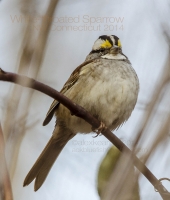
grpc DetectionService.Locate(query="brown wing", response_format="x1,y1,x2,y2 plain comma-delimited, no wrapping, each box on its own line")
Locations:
42,59,95,126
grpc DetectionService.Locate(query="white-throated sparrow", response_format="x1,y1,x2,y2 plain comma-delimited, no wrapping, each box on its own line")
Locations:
23,35,139,191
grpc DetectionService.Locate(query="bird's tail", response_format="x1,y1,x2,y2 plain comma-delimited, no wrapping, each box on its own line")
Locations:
23,127,74,191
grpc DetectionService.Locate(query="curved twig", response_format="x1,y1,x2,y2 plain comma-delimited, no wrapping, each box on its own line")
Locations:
0,68,170,199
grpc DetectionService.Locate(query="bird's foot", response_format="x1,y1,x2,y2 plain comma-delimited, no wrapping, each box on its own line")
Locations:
92,122,107,138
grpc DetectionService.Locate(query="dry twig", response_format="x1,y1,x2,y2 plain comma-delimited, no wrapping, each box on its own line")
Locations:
0,123,13,200
0,68,170,199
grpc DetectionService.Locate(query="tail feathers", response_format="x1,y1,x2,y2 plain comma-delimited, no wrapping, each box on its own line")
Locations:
23,133,73,191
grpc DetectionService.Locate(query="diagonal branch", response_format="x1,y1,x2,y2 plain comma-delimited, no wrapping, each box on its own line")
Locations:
0,68,170,200
0,123,13,200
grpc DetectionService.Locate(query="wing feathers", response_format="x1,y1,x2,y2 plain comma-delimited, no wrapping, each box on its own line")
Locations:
43,59,95,125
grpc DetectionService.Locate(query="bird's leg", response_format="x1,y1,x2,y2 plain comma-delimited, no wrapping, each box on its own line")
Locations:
92,122,107,138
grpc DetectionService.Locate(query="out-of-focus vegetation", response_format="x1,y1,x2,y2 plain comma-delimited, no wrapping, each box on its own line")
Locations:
98,146,140,200
0,0,170,200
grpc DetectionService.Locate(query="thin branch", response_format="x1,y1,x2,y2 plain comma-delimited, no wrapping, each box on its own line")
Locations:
5,0,60,180
0,68,170,200
0,123,13,200
30,0,59,77
133,65,169,149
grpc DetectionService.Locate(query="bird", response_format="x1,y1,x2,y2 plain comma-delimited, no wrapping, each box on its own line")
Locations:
23,35,139,191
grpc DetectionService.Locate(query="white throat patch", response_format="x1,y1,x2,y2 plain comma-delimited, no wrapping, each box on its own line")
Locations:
101,53,126,60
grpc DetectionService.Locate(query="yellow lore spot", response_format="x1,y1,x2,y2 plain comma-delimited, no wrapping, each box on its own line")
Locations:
118,39,122,47
101,40,112,49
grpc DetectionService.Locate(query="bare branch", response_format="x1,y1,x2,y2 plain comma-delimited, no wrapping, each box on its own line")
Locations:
3,0,60,180
0,69,170,199
0,123,13,200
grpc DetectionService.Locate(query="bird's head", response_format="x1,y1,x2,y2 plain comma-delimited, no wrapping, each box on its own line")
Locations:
86,35,125,61
92,35,122,51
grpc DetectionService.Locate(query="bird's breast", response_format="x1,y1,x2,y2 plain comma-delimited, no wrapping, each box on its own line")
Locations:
57,59,139,133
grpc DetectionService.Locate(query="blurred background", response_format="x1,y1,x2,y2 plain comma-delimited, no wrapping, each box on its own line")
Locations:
0,0,170,199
